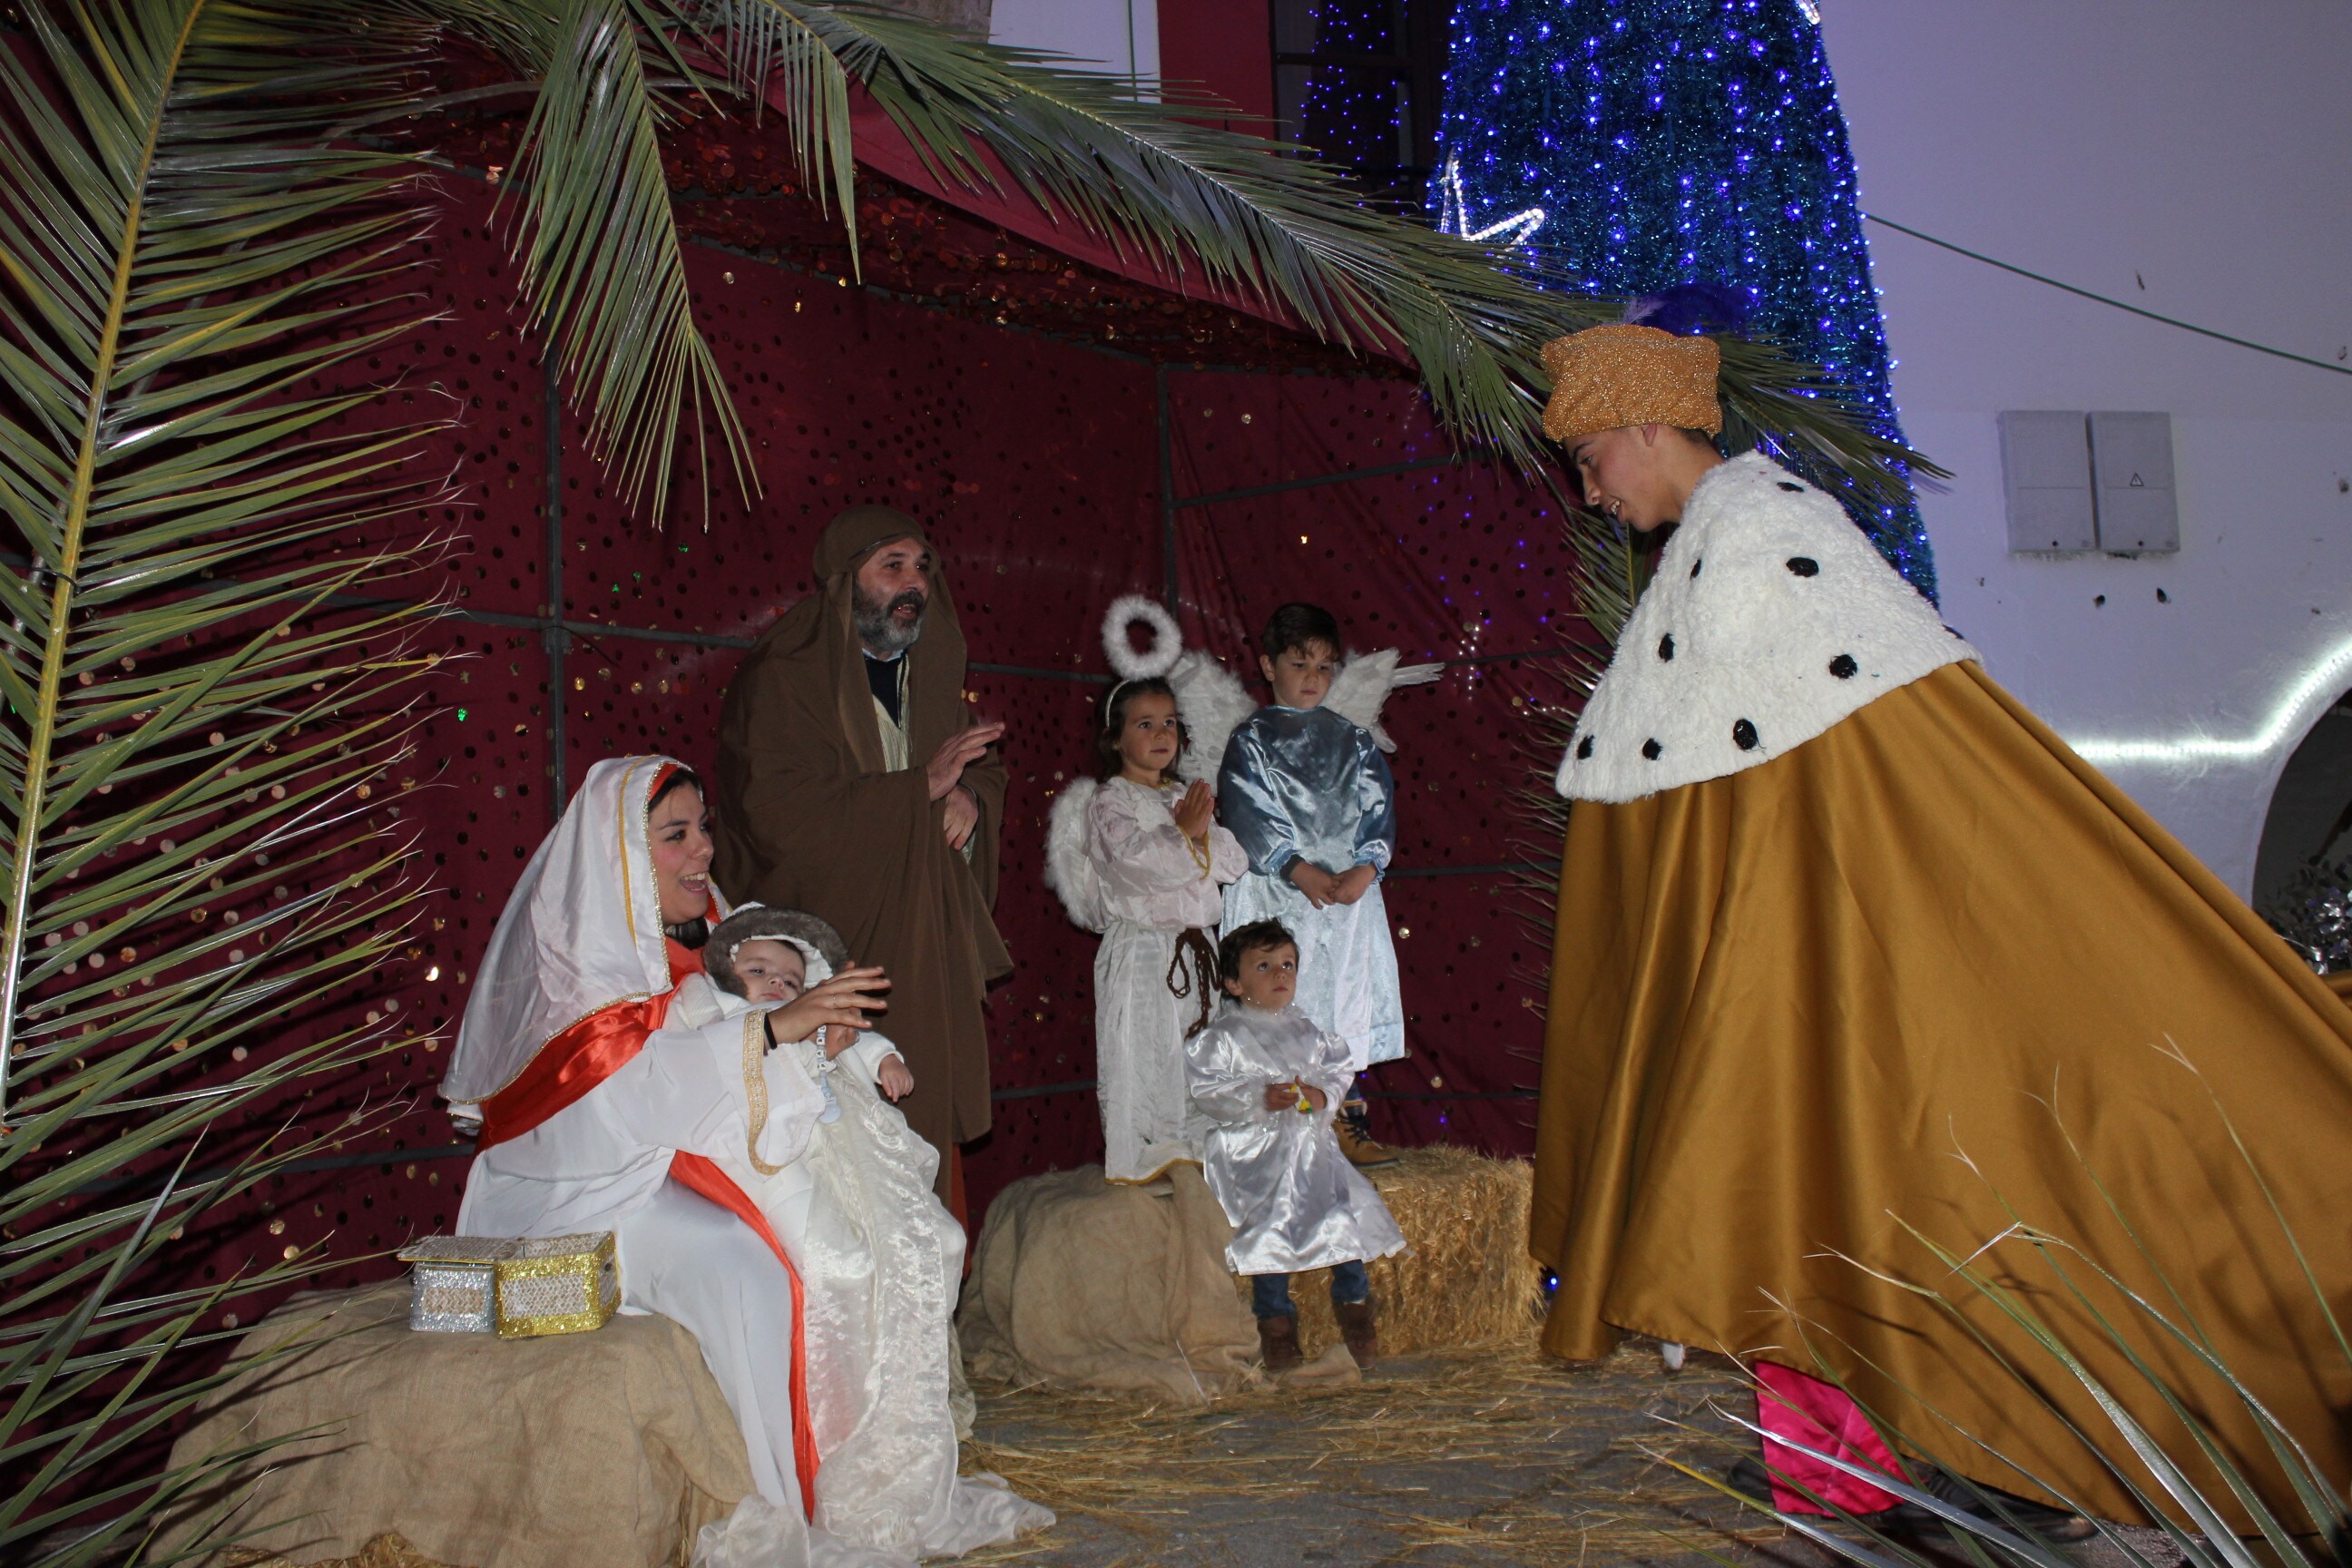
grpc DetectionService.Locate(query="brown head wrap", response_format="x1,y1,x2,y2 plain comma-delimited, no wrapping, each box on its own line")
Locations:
1538,323,1723,444
814,504,930,583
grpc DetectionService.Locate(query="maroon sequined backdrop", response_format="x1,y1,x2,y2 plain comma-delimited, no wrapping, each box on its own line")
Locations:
176,142,1592,1329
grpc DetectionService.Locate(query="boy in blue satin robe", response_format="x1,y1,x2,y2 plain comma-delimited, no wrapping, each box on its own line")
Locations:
1217,603,1405,1167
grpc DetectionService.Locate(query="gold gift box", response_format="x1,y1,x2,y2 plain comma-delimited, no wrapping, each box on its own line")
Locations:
493,1231,620,1338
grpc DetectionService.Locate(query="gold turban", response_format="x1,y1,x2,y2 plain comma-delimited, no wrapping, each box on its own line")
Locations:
1538,323,1723,443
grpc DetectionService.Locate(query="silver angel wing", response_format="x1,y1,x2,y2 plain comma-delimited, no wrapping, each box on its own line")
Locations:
1043,777,1108,932
1166,649,1259,788
1327,648,1442,752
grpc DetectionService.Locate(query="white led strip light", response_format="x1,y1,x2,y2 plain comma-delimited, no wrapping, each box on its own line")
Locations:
2064,637,2352,766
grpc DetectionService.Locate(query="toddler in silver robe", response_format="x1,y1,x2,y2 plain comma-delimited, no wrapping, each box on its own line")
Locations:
1185,918,1406,1372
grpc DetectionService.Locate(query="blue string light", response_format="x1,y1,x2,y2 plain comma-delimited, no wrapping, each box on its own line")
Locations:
1432,0,1938,601
1298,3,1405,174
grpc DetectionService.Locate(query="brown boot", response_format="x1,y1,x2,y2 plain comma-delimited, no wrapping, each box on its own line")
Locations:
1334,1298,1379,1368
1335,1097,1402,1168
1257,1313,1302,1371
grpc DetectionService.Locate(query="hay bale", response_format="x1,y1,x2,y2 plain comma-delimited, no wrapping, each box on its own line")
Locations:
224,1535,466,1568
1242,1145,1545,1357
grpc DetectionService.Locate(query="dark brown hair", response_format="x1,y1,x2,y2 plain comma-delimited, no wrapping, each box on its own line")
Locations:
649,763,704,812
1259,602,1342,661
1217,918,1298,984
1094,677,1187,786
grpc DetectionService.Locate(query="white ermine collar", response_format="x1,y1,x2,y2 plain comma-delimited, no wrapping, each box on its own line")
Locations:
1556,453,1975,803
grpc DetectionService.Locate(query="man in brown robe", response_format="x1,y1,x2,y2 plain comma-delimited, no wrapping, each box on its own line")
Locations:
1532,324,2352,1529
714,505,1010,1199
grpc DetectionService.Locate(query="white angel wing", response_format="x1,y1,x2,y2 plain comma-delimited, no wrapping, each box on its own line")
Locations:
1166,649,1258,788
1043,778,1109,932
1326,648,1442,753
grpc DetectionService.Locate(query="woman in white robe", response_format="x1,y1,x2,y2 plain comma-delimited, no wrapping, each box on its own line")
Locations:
445,756,895,1568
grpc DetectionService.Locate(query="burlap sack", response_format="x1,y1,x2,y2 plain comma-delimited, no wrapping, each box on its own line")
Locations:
956,1164,1259,1404
152,1283,752,1568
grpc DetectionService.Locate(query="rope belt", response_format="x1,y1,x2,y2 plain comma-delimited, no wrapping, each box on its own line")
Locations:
1164,926,1220,1038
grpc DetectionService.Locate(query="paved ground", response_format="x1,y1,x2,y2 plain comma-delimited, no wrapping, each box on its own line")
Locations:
960,1339,2190,1568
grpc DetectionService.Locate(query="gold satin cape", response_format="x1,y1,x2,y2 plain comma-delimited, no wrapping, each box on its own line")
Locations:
714,507,1011,1186
1534,660,2352,1523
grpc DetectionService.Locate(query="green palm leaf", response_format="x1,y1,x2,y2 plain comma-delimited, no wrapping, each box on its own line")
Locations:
498,0,752,518
685,0,1571,469
400,0,1937,526
0,1,447,1553
670,0,1942,489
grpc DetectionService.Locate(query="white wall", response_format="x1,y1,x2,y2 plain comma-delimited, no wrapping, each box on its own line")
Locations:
990,0,1160,86
1818,2,2352,897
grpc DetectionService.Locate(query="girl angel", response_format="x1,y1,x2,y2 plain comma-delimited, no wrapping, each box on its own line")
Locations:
1048,598,1249,1183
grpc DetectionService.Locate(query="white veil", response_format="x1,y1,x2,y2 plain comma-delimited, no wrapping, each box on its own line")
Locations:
443,755,729,1105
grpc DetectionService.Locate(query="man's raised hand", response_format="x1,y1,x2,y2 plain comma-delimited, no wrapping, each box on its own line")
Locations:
926,720,1006,802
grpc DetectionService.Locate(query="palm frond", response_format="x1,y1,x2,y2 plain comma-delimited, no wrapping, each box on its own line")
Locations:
694,1,1587,470
494,0,754,518
0,0,450,1551
404,0,1936,526
673,1,1944,497
1714,330,1947,522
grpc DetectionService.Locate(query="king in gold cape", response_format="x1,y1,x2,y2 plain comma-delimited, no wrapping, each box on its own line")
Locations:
1535,452,2352,1525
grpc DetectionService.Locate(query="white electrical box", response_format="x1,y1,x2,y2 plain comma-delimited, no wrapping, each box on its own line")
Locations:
2088,411,2179,554
2000,410,2180,555
1998,410,2096,553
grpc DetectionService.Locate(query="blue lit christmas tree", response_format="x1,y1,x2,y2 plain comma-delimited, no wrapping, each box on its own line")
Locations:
1432,0,1936,599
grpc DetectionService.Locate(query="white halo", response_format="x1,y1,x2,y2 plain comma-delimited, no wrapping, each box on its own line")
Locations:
1102,594,1182,681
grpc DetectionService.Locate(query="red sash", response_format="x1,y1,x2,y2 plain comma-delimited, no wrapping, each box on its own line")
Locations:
670,1152,820,1513
475,993,676,1151
473,938,820,1517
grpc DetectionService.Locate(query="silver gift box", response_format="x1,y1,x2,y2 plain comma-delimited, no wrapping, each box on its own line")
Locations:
397,1234,517,1333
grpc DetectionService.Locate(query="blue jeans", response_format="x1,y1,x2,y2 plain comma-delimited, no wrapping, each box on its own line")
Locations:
1250,1259,1369,1319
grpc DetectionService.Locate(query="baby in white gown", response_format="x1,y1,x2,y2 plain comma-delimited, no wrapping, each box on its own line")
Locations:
681,906,1051,1563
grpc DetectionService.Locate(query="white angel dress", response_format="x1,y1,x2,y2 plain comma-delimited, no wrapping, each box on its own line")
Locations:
1183,1002,1407,1276
1169,650,1434,1074
1044,776,1247,1182
673,962,1054,1563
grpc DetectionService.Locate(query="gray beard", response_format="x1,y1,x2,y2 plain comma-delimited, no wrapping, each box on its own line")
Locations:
854,587,926,654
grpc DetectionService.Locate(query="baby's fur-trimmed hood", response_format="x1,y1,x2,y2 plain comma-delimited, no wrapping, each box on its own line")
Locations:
704,904,850,995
